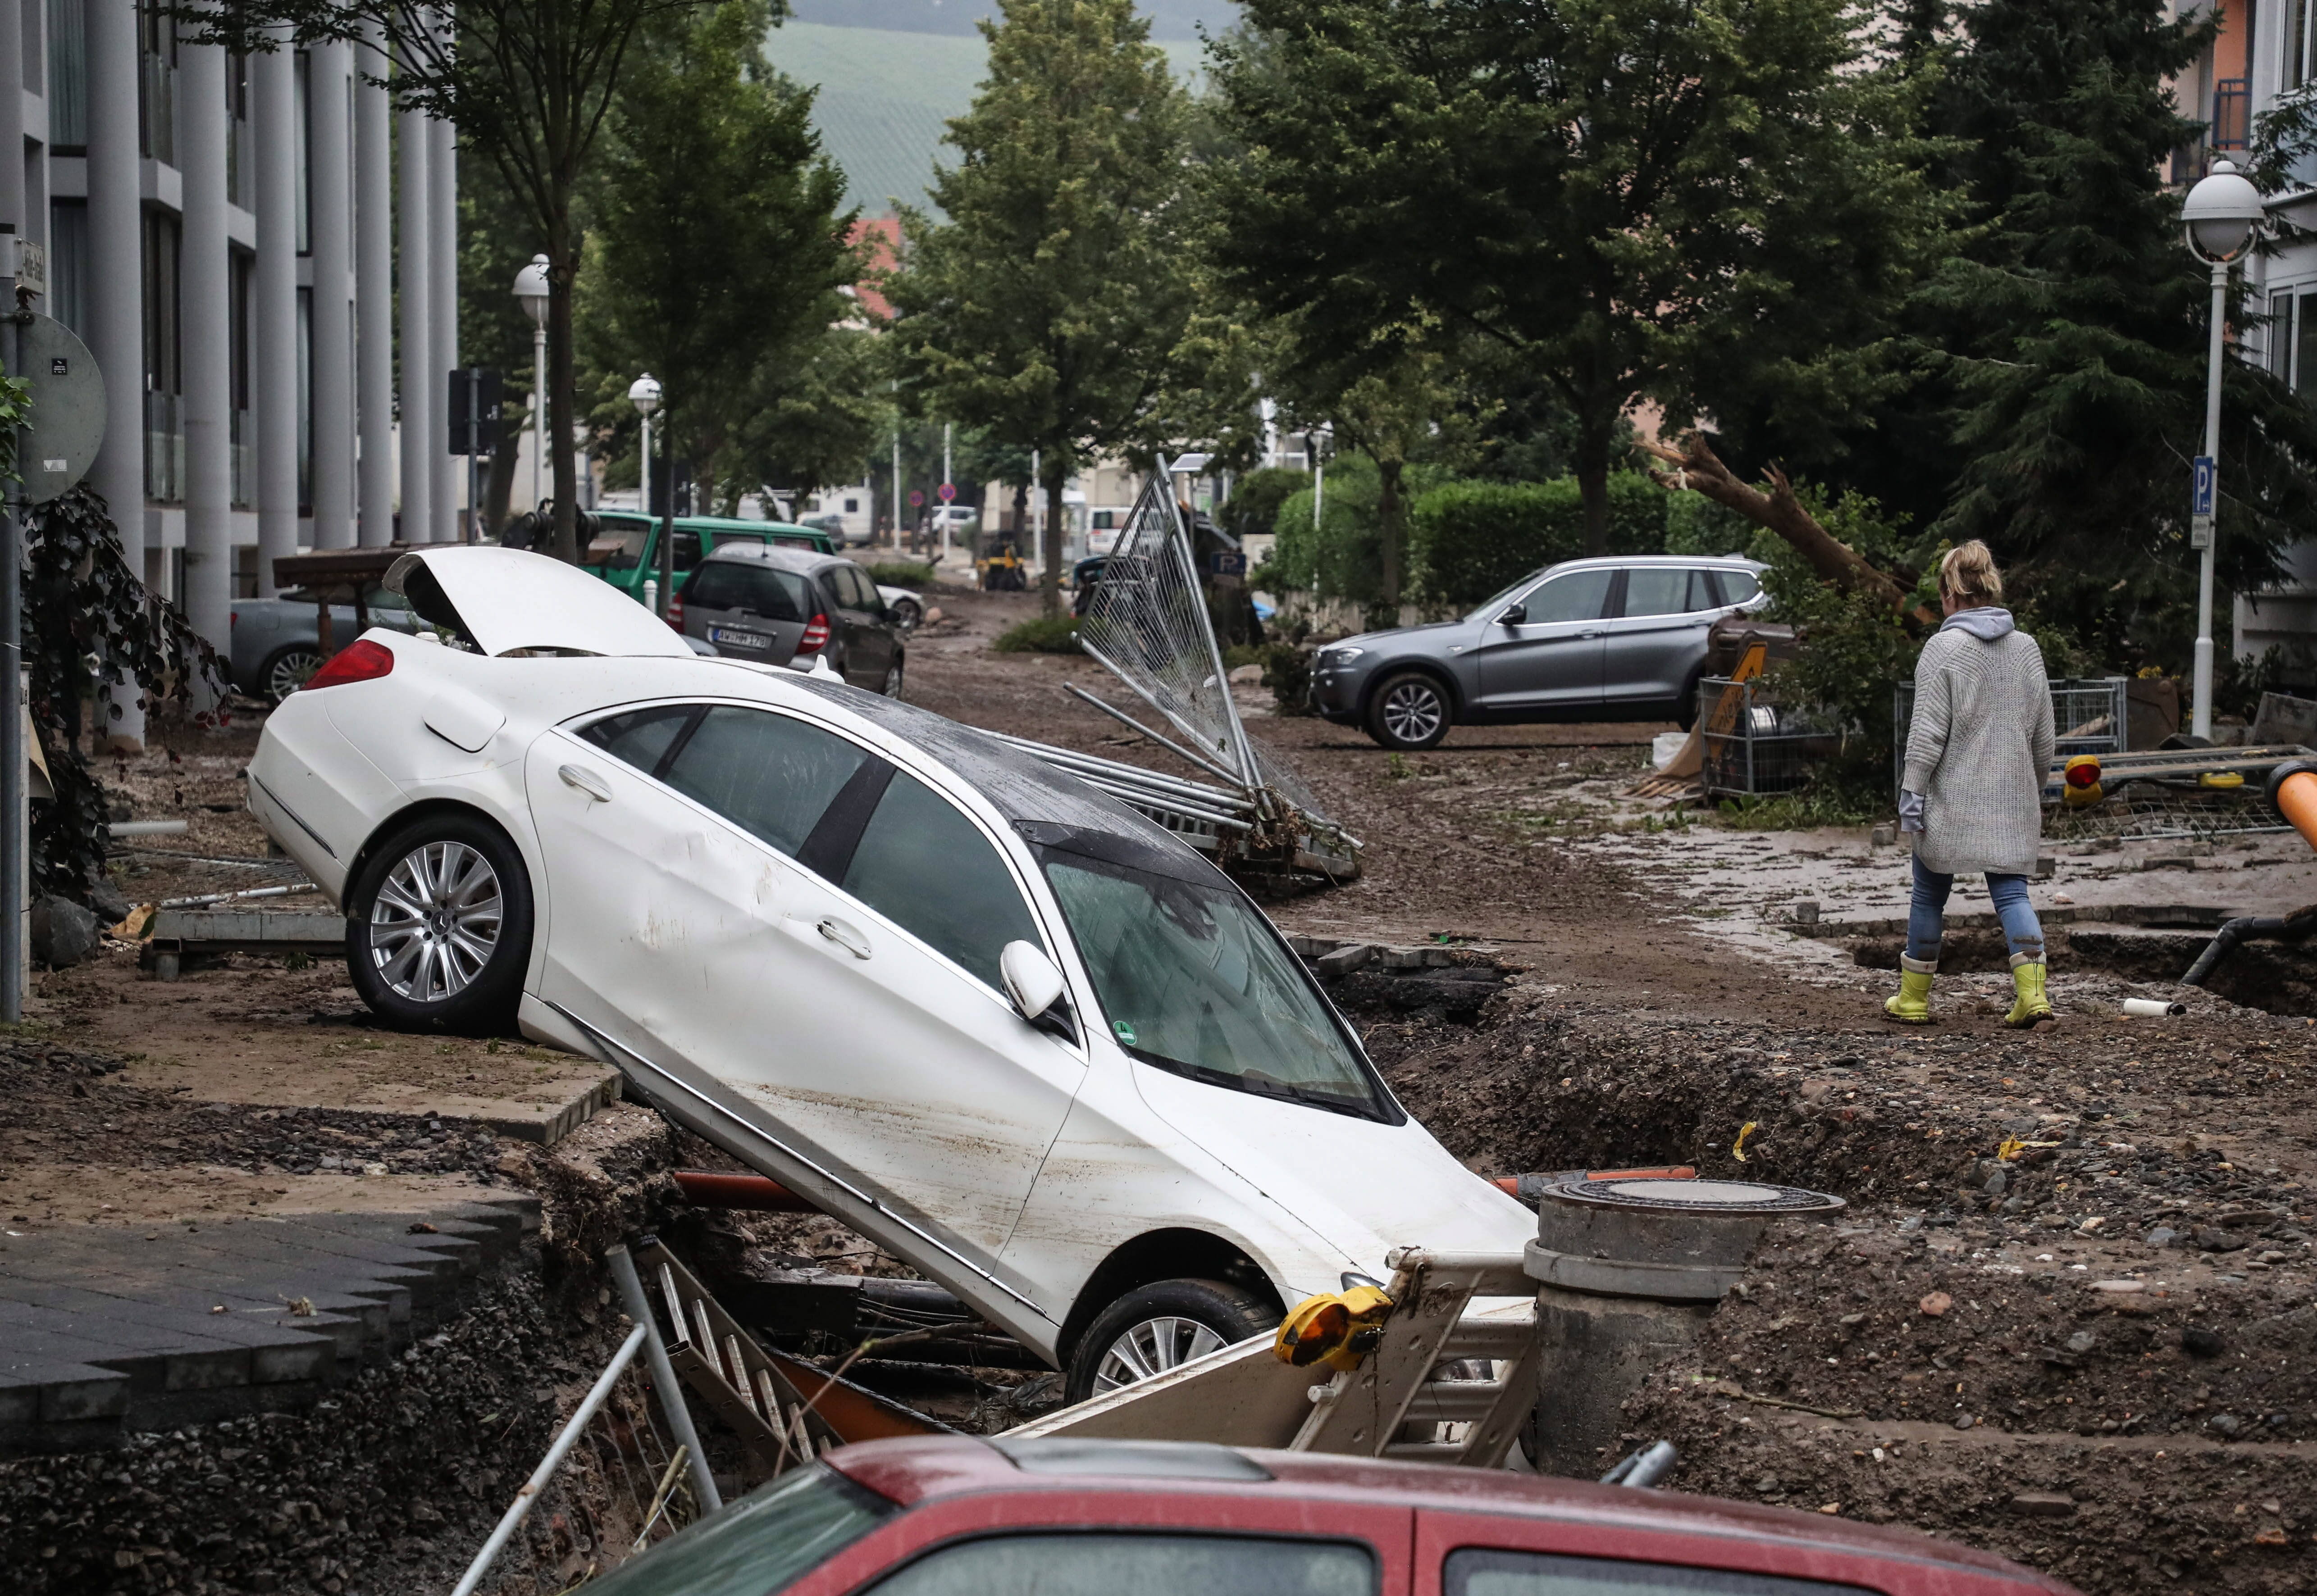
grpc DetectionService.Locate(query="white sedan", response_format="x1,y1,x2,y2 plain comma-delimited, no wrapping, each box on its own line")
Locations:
247,547,1528,1398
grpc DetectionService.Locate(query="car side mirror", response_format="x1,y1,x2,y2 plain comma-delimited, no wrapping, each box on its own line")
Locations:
1497,603,1526,626
996,940,1066,1037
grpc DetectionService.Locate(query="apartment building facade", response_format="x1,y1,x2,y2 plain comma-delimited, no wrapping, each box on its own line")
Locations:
9,0,465,685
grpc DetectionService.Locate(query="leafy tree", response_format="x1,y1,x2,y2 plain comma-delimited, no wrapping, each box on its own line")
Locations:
183,0,726,563
457,150,541,539
726,329,888,511
886,0,1211,616
1920,0,2317,659
1210,0,1946,557
578,0,861,511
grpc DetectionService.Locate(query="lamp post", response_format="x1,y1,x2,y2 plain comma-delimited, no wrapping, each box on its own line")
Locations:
629,373,665,616
2181,158,2266,741
513,254,550,517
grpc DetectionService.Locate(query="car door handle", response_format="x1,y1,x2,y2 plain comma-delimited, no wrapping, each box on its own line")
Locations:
558,764,614,803
816,917,872,959
1578,629,1602,639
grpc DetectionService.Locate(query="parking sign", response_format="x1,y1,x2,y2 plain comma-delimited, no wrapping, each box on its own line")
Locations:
937,482,957,502
2191,455,2216,549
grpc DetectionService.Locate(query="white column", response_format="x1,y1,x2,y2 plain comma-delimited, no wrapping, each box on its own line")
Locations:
355,25,393,545
0,0,25,237
253,40,299,596
396,69,430,544
86,0,145,746
307,40,353,549
428,109,456,538
179,36,231,655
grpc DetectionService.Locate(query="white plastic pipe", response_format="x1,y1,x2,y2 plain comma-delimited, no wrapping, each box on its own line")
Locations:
2123,997,2187,1018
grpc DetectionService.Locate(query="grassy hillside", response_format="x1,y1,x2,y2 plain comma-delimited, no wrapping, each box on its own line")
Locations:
770,21,1208,216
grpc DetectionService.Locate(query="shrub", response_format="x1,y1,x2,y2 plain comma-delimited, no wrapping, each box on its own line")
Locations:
992,614,1082,654
1407,473,1669,608
866,561,936,586
1218,467,1309,546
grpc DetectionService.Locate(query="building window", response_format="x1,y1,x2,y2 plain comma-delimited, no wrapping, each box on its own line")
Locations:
143,212,182,504
137,2,176,166
231,250,253,507
47,199,86,337
2214,79,2249,152
297,286,312,511
2294,0,2314,92
228,52,251,210
46,0,85,152
294,50,310,254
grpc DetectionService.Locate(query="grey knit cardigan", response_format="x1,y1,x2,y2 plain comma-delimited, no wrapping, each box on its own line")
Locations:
1901,620,2055,877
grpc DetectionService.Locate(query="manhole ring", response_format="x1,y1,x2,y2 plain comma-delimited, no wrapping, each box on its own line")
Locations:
1542,1178,1844,1216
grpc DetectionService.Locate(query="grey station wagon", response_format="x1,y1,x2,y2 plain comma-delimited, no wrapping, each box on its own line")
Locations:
1309,555,1770,750
675,543,907,696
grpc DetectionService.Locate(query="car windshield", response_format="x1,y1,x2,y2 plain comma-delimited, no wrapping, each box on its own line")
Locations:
1464,568,1550,624
1038,849,1397,1123
580,1464,894,1596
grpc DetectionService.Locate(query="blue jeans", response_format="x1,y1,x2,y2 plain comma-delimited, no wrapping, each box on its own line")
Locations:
1908,854,2043,964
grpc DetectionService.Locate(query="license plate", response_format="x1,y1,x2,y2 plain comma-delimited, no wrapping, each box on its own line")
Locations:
708,626,771,649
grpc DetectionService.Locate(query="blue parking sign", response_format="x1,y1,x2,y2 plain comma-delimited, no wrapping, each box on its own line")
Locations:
2192,455,2216,518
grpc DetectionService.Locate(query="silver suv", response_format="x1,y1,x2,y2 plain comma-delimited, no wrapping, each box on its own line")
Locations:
1308,555,1770,750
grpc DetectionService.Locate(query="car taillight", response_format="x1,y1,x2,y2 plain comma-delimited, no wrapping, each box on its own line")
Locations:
301,639,395,691
668,594,684,630
798,613,829,654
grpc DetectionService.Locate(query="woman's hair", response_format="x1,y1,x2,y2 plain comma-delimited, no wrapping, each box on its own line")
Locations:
1939,540,2004,607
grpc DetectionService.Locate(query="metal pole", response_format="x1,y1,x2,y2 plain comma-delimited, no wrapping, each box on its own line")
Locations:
657,407,674,619
607,1244,721,1512
942,422,952,565
892,423,903,552
531,323,547,514
465,369,479,543
2193,257,2227,741
449,1322,650,1596
1,237,21,1022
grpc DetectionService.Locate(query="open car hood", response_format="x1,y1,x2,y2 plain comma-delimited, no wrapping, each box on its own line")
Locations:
383,546,693,659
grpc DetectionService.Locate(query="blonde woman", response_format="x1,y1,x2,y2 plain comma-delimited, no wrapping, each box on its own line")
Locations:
1887,541,2056,1028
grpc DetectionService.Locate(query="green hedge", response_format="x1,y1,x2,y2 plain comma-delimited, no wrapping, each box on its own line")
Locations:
1408,473,1671,609
992,614,1082,653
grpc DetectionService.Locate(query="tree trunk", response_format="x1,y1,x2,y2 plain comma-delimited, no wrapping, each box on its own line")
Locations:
544,222,580,564
1041,468,1064,619
1576,418,1612,557
1637,434,1938,628
485,406,520,541
1375,455,1404,625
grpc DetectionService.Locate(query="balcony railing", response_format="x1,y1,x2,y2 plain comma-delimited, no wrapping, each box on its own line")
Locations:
230,406,252,507
2214,78,2250,152
139,49,174,164
144,389,181,504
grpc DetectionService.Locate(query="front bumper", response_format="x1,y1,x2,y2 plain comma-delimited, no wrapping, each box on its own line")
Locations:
1308,665,1365,722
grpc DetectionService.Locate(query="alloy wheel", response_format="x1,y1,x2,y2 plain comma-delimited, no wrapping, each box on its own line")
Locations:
267,648,325,703
1381,680,1445,745
1091,1315,1227,1394
368,841,504,1003
883,659,905,699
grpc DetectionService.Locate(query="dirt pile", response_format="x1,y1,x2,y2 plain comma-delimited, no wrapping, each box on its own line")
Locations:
1332,972,2317,1593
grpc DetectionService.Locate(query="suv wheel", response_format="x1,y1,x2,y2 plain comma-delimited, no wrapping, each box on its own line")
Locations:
263,644,326,704
1066,1278,1278,1403
1366,670,1452,751
346,812,533,1034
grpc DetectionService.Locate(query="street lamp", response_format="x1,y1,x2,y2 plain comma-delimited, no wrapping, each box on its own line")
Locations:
629,373,668,617
513,254,551,517
2181,158,2265,741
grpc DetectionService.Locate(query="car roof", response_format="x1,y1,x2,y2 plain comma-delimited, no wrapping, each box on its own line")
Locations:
826,1438,2067,1590
696,543,846,574
1547,554,1767,571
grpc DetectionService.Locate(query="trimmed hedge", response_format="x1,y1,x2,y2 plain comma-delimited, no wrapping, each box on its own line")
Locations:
992,614,1082,653
1409,472,1671,609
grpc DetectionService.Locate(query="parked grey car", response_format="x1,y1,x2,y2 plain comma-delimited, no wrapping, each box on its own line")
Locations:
228,583,424,704
1308,554,1770,750
675,544,906,695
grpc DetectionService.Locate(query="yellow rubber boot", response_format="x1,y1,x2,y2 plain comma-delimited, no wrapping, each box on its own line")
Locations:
2004,955,2054,1028
1883,954,1936,1024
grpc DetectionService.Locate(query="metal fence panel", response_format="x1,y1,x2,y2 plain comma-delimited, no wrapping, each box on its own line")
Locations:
1697,678,1837,797
1893,677,2128,799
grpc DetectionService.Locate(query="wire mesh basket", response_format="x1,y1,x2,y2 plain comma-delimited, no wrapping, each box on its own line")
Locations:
1893,677,2129,799
1697,678,1839,797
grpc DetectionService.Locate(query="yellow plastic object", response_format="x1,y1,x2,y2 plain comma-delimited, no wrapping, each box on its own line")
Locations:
2061,754,2103,808
1274,1285,1394,1371
2198,770,2244,790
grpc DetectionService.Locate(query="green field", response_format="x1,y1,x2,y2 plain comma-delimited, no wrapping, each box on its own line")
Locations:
768,21,1208,215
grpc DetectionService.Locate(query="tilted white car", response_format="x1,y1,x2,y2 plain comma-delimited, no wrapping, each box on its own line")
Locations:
247,547,1529,1398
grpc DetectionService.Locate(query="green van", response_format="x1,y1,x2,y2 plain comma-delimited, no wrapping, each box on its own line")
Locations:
582,512,836,602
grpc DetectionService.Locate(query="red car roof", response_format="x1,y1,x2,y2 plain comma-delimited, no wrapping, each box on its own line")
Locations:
827,1436,2074,1593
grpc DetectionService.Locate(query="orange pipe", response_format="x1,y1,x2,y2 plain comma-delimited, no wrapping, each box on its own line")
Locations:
2278,769,2317,851
1494,1166,1696,1196
672,1169,820,1214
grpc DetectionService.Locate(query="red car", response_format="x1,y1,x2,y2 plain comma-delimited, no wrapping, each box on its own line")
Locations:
584,1436,2076,1596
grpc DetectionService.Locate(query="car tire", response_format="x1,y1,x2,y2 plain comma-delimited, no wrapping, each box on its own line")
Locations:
1066,1278,1279,1404
345,811,533,1035
892,599,921,630
882,653,905,699
1365,670,1452,751
262,644,327,705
